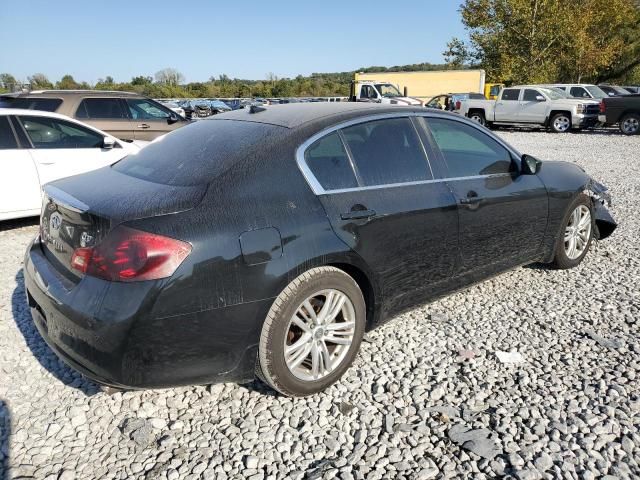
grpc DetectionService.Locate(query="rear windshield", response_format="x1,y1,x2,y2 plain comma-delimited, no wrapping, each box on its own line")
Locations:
113,119,285,186
0,97,62,111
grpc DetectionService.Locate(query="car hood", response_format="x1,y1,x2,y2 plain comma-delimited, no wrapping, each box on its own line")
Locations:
388,97,423,106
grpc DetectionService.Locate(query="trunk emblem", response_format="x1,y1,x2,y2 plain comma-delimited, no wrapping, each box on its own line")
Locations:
80,232,94,247
49,213,62,233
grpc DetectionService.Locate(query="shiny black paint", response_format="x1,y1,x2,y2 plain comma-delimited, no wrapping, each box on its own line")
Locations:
23,105,617,389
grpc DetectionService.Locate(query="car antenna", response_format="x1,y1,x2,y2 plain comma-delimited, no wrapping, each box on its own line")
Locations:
249,105,266,114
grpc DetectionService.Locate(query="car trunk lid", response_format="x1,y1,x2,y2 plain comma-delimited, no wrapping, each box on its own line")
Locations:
40,167,206,280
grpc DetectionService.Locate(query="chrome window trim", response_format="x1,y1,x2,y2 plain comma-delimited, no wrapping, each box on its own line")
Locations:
296,111,522,196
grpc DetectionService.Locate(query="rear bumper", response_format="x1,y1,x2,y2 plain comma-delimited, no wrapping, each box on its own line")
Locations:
24,236,271,389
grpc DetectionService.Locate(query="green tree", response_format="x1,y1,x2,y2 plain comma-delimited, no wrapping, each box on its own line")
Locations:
447,0,640,84
28,73,53,89
0,73,18,92
56,74,80,89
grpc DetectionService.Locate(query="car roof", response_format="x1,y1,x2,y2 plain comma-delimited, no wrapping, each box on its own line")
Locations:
1,90,142,97
214,102,426,129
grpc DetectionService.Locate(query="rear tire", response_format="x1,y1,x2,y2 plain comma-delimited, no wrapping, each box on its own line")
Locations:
550,113,572,133
552,194,594,269
257,267,365,397
619,113,640,135
469,111,486,126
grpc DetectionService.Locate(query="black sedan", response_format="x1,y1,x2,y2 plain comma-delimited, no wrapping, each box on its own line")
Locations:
24,103,617,397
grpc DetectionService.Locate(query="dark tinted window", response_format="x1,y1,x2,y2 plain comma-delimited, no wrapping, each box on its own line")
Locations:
0,97,62,111
76,98,126,119
18,116,104,149
304,132,357,190
501,89,520,101
126,98,171,119
426,118,514,177
113,119,285,186
523,89,541,101
0,117,18,149
570,87,589,98
341,117,431,186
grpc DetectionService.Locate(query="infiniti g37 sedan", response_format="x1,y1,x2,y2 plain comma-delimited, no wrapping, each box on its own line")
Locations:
24,103,617,397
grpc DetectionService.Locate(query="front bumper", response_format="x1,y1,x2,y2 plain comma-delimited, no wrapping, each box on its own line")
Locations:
573,113,600,128
24,236,270,389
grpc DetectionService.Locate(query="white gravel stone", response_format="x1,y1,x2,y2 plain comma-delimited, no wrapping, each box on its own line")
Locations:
0,131,639,478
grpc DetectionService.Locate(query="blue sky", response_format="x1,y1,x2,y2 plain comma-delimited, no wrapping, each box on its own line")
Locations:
0,0,465,84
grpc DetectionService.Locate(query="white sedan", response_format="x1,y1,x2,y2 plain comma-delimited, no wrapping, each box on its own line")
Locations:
0,108,147,221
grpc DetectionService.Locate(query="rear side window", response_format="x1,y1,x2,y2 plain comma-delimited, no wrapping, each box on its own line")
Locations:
304,132,358,190
426,118,514,177
113,119,285,186
0,117,18,149
501,89,520,101
76,98,126,119
341,117,431,186
0,97,62,111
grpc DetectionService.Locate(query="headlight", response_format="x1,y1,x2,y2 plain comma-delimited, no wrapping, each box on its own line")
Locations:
576,104,585,114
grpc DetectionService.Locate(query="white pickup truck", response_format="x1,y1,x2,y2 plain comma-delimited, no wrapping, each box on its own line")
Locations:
349,80,423,106
459,85,601,132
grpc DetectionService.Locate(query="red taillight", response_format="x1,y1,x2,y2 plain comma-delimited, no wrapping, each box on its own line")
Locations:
599,100,606,114
71,226,191,282
455,100,461,110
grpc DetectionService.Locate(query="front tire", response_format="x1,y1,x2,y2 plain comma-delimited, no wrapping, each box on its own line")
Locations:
619,113,640,135
550,113,572,133
552,194,594,269
257,267,365,397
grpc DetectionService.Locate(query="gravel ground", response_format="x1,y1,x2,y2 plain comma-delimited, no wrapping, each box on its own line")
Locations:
1,130,639,480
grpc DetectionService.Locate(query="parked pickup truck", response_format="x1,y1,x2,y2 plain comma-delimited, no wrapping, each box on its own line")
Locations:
459,85,601,132
599,95,640,135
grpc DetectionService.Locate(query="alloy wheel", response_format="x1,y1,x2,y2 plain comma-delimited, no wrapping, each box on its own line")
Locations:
564,205,592,260
284,289,356,381
621,117,639,134
554,115,571,132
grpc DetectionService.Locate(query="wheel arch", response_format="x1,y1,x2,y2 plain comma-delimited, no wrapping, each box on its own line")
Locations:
326,262,379,331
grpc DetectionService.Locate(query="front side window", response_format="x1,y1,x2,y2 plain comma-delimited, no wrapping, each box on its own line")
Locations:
304,132,358,191
18,116,104,149
426,118,514,178
341,117,432,186
569,87,590,98
76,98,127,119
126,98,172,120
501,89,521,101
360,85,377,99
0,117,18,149
523,89,542,101
375,84,401,98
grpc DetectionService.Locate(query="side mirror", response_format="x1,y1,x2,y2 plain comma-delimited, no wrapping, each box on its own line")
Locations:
102,136,116,149
521,154,542,174
168,112,180,124
535,95,546,102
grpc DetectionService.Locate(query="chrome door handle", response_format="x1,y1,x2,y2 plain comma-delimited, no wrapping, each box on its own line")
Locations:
137,124,150,129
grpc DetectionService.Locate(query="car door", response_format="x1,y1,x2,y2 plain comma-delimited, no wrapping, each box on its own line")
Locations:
423,117,548,279
16,115,126,185
519,88,548,123
124,98,183,140
494,88,522,122
74,97,135,140
299,115,459,314
0,116,41,218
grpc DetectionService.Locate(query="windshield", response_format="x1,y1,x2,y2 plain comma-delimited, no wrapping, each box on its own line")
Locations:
375,83,402,98
539,88,567,100
585,86,608,99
